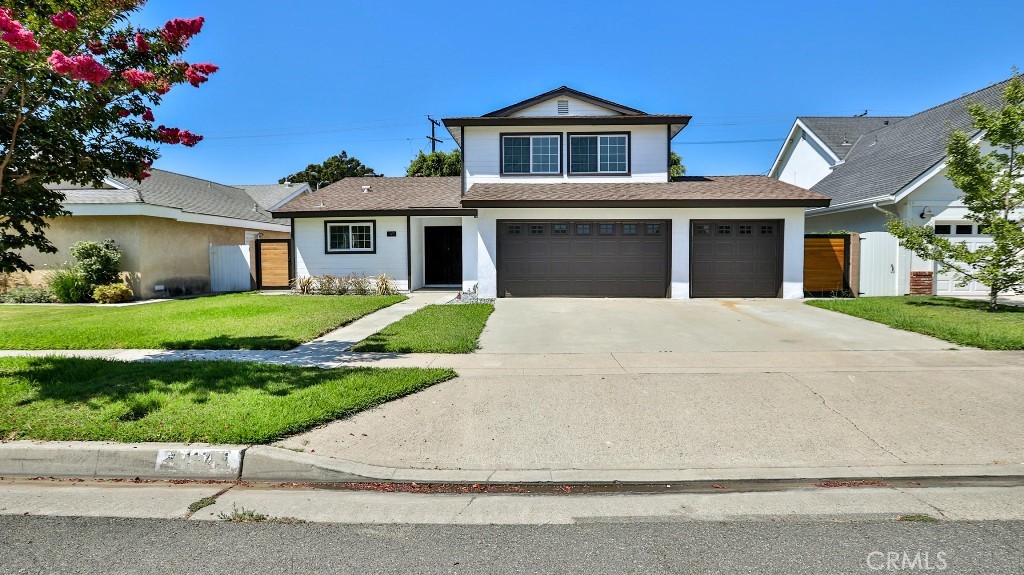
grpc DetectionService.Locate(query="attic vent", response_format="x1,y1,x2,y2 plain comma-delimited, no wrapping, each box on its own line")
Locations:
557,99,569,115
361,185,371,193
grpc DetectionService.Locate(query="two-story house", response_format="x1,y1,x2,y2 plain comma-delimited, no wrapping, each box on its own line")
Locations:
272,87,829,299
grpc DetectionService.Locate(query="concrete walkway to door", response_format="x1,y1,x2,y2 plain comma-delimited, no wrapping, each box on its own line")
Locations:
477,298,954,353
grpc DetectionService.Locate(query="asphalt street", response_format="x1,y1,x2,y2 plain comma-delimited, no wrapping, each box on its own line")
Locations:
1,515,1021,574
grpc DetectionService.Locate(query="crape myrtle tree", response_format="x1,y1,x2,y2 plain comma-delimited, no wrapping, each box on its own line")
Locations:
888,76,1024,311
0,1,217,273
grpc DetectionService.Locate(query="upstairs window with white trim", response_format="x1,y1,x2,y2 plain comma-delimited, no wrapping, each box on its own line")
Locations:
569,134,629,174
326,221,375,253
502,135,560,174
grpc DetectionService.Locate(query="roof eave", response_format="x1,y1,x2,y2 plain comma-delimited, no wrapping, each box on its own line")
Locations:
272,208,476,218
481,86,647,117
461,199,830,208
443,116,691,128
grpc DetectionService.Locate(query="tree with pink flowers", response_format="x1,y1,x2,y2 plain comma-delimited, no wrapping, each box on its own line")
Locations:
0,1,218,273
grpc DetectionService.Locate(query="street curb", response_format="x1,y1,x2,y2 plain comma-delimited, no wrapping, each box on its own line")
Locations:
0,441,246,480
3,441,1024,484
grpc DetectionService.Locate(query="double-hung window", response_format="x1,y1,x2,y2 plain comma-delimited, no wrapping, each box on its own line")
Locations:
325,221,375,253
502,135,560,174
569,134,629,174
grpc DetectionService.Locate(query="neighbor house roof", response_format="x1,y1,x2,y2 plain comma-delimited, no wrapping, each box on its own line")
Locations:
272,176,472,217
798,116,906,160
461,176,831,208
234,182,310,211
809,77,1016,209
48,169,286,228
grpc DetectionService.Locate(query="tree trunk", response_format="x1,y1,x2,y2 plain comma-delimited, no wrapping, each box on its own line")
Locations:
989,285,1000,312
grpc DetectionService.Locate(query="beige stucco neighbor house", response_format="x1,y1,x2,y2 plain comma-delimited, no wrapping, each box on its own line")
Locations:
17,169,301,298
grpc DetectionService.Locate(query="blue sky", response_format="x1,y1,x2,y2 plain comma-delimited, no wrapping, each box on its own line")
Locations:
136,1,1023,184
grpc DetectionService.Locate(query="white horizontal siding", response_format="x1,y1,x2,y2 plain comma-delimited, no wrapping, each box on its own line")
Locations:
464,124,668,188
511,96,620,117
293,216,409,290
775,134,834,189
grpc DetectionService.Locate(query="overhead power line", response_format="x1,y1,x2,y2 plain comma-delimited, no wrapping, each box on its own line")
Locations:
673,137,785,145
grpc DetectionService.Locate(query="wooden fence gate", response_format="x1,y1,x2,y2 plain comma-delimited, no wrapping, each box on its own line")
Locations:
255,239,292,290
804,234,858,296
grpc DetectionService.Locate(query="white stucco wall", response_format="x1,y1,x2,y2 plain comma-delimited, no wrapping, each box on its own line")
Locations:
463,124,669,188
473,207,806,299
293,216,410,290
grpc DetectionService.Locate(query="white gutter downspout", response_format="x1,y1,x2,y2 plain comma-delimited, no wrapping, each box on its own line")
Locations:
871,202,898,218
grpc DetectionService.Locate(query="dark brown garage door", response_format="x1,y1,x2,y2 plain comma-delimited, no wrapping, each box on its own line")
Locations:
498,220,669,297
690,220,783,298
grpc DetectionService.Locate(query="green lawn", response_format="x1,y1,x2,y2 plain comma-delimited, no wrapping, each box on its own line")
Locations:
0,293,405,350
0,356,455,443
807,296,1024,349
351,304,494,353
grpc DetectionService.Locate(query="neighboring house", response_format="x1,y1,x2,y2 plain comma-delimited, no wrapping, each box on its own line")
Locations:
18,169,301,298
272,86,829,298
770,78,1017,297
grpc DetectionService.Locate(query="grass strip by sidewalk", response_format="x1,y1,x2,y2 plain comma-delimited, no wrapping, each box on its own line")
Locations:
351,304,494,354
0,293,406,350
0,356,455,443
806,296,1024,350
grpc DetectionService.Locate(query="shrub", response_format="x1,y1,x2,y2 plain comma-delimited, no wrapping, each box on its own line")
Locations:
93,283,133,304
69,240,122,287
347,272,371,295
375,273,398,296
46,265,92,303
316,274,341,295
291,276,314,295
2,285,55,303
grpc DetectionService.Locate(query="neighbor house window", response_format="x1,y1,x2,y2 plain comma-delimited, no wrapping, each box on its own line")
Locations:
325,221,374,253
503,135,560,174
934,224,951,235
569,134,629,174
955,224,974,235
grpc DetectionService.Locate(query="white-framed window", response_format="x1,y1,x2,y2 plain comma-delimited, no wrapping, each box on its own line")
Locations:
569,133,629,174
502,134,560,174
325,221,375,253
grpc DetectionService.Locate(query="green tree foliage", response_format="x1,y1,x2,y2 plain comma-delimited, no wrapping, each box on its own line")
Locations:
279,151,377,188
670,151,686,177
0,2,217,273
406,149,462,177
888,76,1024,311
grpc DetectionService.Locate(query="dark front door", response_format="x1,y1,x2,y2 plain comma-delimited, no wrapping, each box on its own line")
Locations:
690,220,783,298
424,226,462,285
497,220,670,297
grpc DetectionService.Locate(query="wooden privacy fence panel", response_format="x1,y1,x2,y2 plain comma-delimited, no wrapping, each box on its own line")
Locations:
256,239,291,290
209,244,252,292
804,235,850,295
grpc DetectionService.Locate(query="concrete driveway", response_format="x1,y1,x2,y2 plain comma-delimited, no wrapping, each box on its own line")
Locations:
478,298,952,353
281,298,1024,476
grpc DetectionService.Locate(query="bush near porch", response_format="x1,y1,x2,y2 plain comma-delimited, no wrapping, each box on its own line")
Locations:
352,303,494,353
807,296,1024,350
0,293,406,350
0,357,455,443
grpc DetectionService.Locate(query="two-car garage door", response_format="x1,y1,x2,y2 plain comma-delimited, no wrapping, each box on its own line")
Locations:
497,219,784,298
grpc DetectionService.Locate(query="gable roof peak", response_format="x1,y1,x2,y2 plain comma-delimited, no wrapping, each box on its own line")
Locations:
482,86,647,117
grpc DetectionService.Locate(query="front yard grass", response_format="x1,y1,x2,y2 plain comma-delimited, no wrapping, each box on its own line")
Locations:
806,296,1024,350
0,293,405,350
351,304,494,353
0,356,455,443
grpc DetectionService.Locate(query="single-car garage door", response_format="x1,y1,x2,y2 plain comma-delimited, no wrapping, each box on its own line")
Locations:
690,220,783,298
498,220,669,297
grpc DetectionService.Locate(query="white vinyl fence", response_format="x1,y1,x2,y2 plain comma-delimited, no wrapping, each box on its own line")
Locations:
210,244,252,292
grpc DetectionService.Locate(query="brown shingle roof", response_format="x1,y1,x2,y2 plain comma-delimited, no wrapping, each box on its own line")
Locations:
462,176,830,207
272,176,467,216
